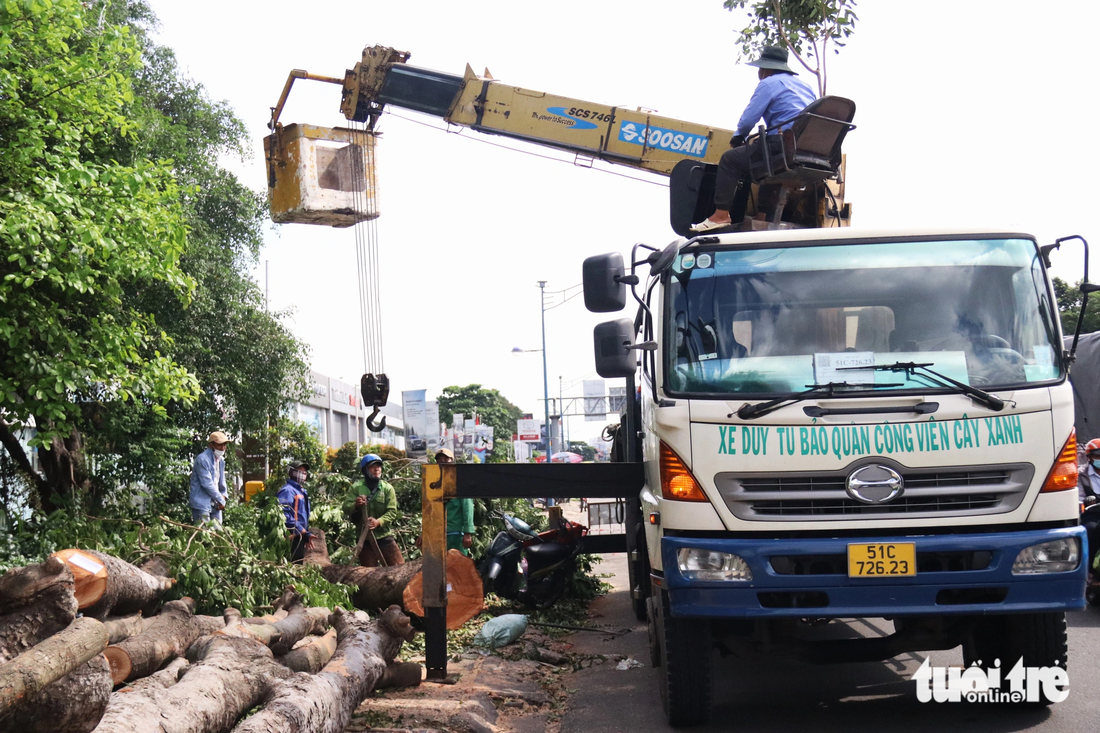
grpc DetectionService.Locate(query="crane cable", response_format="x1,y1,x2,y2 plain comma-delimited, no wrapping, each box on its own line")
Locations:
348,119,387,430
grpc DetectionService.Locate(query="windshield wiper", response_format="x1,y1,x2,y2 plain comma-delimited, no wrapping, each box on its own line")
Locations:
839,361,1005,411
734,381,902,420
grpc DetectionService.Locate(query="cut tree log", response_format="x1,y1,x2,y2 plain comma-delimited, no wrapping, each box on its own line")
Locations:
242,608,288,625
303,529,423,610
136,556,170,578
377,661,423,689
101,613,152,645
52,549,175,619
93,631,291,733
102,598,224,684
2,654,112,733
217,608,282,647
269,599,332,656
0,556,78,663
402,549,485,630
231,605,416,733
0,616,108,720
276,627,337,674
122,656,188,691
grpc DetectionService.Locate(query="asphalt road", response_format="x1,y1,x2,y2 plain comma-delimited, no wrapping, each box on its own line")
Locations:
559,545,1100,733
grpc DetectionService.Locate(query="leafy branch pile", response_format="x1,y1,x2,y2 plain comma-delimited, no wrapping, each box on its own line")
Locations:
0,493,350,616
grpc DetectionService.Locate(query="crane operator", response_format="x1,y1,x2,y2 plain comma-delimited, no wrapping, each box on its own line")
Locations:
691,45,816,233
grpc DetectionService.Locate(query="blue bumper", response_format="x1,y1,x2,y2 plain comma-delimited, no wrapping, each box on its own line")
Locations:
661,526,1086,619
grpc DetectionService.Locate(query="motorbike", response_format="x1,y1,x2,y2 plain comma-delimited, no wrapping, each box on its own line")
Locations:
1083,496,1100,606
480,510,588,610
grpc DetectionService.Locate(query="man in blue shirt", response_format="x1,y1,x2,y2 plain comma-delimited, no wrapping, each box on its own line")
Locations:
189,430,229,524
277,460,314,562
691,46,816,232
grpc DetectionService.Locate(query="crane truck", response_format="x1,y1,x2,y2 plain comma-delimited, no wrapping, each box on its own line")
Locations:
264,45,1092,727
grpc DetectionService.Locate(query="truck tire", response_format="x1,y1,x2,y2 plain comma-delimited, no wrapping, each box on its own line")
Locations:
964,612,1068,706
657,589,711,727
628,524,651,622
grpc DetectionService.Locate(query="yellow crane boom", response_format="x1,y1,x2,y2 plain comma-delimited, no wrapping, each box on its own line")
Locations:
337,45,737,176
265,44,852,232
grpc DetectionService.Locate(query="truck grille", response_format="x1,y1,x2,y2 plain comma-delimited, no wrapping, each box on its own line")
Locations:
715,463,1033,521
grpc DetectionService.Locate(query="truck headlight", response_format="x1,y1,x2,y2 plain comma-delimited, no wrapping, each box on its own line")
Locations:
1011,538,1080,575
676,548,752,581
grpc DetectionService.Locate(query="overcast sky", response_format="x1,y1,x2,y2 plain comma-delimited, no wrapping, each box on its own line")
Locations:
147,0,1098,442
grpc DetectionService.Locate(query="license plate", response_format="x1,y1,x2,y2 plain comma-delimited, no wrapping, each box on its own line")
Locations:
847,542,916,577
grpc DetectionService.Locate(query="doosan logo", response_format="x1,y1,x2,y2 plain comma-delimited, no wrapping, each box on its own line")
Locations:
617,122,708,157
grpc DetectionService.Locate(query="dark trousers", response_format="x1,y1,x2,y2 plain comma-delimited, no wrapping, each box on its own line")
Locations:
713,136,785,215
290,534,309,564
358,535,404,567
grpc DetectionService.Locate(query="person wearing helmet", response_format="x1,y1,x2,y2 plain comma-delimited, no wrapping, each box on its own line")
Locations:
346,454,403,566
437,448,475,556
277,460,313,562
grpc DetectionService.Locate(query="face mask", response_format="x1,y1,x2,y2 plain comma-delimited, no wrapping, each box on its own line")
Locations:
1092,459,1100,470
213,449,225,460
291,469,307,484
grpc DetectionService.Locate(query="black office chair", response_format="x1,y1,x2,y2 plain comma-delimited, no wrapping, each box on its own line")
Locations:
748,96,857,184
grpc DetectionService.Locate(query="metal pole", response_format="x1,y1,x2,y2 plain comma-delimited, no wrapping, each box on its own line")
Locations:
559,375,566,453
539,281,551,459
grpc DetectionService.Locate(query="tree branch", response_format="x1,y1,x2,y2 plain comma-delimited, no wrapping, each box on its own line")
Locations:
770,0,820,90
0,418,50,497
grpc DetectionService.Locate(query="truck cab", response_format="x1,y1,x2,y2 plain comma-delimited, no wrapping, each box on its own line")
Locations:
584,228,1087,726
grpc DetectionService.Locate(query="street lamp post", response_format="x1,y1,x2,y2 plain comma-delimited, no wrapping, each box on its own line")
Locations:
539,281,552,459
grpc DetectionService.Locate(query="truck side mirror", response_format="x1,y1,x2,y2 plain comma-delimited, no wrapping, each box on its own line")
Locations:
583,253,627,313
593,319,637,378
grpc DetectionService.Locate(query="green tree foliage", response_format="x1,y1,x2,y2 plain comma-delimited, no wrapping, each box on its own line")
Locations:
723,0,858,95
0,492,351,616
437,384,524,464
0,1,309,509
0,0,202,502
567,441,597,462
1053,277,1100,337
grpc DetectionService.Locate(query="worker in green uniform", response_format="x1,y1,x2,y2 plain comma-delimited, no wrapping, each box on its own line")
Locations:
346,453,403,566
436,448,475,555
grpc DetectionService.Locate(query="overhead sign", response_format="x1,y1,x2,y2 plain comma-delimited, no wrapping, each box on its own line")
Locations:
583,379,606,422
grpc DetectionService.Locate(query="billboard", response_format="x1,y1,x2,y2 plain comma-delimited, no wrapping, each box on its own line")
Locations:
401,390,429,460
517,418,541,442
583,379,607,421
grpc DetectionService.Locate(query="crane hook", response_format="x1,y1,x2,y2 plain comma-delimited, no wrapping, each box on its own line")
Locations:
366,406,387,433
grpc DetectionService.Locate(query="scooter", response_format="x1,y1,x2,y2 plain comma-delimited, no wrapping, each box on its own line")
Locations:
1083,496,1100,606
479,510,588,610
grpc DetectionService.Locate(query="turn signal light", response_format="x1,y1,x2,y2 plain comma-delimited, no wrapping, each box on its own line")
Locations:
1041,430,1077,493
659,442,707,502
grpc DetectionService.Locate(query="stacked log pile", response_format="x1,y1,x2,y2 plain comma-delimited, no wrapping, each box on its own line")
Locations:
0,550,419,733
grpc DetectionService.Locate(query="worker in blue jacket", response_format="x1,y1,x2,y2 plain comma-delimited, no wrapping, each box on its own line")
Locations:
189,430,229,524
277,460,314,562
691,45,816,232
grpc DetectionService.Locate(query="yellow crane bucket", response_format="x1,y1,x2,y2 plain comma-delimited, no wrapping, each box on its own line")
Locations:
264,123,379,228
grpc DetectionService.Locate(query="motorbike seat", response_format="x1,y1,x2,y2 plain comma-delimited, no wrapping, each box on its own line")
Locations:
526,541,572,568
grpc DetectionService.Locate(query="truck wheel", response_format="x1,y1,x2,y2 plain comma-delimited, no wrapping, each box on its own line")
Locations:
964,613,1068,706
647,595,661,667
628,525,651,622
657,590,711,727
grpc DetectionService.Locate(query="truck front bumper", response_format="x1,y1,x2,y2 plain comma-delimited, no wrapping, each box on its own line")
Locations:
661,526,1086,619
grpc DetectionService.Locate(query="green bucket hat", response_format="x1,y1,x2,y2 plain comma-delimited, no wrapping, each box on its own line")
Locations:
746,45,797,74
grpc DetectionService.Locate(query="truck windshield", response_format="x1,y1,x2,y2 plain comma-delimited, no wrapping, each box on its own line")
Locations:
664,238,1062,396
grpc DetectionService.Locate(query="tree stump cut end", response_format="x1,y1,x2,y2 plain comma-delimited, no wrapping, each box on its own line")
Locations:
53,549,109,609
103,645,133,685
